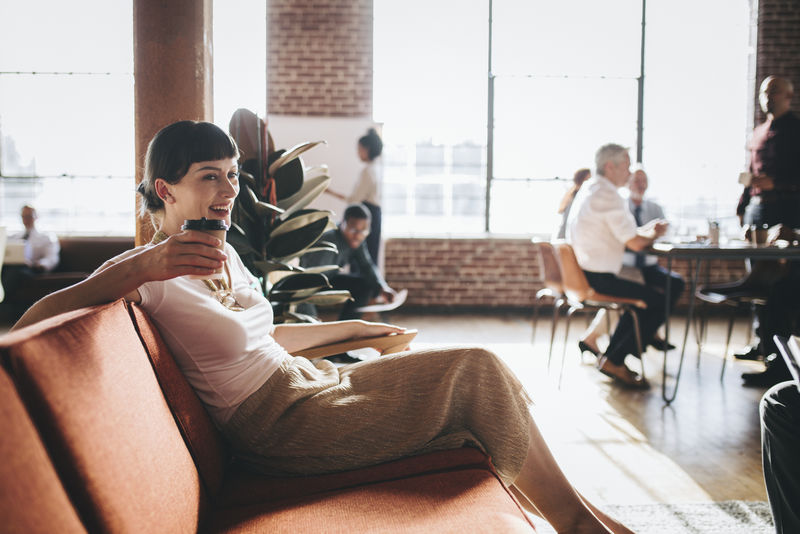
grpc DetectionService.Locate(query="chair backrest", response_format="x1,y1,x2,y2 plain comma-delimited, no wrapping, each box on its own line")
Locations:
554,242,595,302
537,241,563,293
0,226,6,302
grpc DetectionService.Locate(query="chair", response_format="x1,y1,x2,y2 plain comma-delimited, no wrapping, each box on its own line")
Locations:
554,242,647,387
694,276,768,381
531,240,565,370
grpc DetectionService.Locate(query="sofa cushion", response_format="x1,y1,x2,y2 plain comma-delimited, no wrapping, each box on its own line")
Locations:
211,466,535,533
0,367,86,534
0,299,206,533
128,302,228,497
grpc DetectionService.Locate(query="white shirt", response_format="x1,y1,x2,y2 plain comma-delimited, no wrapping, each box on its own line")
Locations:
623,197,665,268
566,176,638,274
347,160,381,205
12,228,60,272
97,243,290,426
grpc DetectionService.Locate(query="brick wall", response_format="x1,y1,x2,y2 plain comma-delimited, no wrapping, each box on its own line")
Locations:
267,0,372,117
384,238,750,312
756,0,800,119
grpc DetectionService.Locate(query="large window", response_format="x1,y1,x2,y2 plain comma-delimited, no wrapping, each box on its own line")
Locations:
375,0,753,237
0,1,265,236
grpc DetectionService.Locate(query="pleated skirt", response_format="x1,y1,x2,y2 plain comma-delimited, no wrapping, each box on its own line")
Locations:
223,346,533,484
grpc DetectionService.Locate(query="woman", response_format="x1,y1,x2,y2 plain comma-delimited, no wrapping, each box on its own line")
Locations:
15,121,632,534
326,128,383,265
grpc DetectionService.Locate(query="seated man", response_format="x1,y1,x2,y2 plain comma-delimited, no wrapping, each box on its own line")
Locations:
300,203,397,321
1,205,60,320
567,143,668,388
623,168,685,342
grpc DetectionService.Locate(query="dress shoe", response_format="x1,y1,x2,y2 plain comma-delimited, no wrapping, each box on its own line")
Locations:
578,340,600,358
741,355,792,388
649,338,676,351
597,356,650,389
733,345,763,361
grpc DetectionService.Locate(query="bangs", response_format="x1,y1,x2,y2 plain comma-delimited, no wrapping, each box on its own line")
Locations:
186,122,239,165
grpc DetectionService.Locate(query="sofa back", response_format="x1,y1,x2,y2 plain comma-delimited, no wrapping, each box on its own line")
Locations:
0,300,207,533
0,367,86,533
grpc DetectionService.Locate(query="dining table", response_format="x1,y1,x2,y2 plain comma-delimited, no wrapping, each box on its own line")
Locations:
649,239,800,404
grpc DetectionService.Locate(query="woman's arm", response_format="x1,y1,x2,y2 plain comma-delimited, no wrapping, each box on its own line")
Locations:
12,231,226,331
273,320,406,354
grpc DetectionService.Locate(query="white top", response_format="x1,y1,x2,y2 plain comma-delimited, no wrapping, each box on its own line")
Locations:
623,197,664,268
98,243,290,426
347,160,381,205
11,228,60,271
567,176,638,274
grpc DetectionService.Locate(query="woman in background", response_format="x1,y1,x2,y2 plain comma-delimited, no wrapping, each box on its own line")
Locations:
327,128,383,264
555,168,591,240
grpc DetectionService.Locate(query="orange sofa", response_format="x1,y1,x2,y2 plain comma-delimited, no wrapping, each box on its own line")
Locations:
0,299,535,533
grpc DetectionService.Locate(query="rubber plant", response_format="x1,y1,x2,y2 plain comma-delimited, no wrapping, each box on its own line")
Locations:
227,108,351,323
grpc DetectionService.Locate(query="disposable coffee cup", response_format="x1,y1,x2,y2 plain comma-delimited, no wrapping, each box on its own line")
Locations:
182,218,228,279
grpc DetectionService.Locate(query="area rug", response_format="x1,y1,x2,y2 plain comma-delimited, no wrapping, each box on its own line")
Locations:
529,500,774,533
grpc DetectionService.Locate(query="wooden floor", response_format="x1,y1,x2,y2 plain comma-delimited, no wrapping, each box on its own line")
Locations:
383,310,769,506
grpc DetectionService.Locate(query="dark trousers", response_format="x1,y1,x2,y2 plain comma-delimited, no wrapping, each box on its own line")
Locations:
640,264,685,310
328,273,376,320
761,381,800,534
362,201,381,267
583,271,667,365
758,265,800,361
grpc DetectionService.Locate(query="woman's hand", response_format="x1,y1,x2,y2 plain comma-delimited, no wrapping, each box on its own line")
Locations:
349,319,407,339
135,230,227,282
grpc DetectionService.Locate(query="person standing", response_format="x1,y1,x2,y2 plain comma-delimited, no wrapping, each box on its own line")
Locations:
567,143,668,388
326,129,384,265
735,76,800,387
555,168,591,240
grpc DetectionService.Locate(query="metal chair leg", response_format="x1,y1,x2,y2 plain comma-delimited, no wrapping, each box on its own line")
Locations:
720,305,737,381
629,306,646,380
546,299,562,371
559,306,577,389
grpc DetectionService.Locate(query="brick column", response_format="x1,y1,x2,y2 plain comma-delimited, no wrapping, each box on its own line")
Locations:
133,0,214,245
267,0,373,117
755,0,800,120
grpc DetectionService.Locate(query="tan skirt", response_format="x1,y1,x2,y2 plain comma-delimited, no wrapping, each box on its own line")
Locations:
223,346,533,484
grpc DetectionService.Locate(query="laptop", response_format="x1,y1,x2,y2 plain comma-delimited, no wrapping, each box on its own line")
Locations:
774,335,800,391
3,239,26,265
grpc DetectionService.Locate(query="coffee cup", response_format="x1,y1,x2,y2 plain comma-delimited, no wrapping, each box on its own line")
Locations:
182,218,228,279
750,224,769,246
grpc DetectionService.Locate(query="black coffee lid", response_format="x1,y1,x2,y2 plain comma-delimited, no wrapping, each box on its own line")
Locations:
181,217,229,231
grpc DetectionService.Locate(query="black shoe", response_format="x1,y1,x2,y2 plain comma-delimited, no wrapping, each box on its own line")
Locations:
649,338,676,351
741,356,792,388
324,352,364,364
578,341,600,358
734,345,763,361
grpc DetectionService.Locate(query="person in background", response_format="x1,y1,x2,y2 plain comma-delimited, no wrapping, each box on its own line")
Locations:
13,119,635,534
300,203,397,323
14,205,60,273
623,168,685,349
555,168,591,240
735,75,800,387
567,143,668,388
1,205,61,321
325,128,384,265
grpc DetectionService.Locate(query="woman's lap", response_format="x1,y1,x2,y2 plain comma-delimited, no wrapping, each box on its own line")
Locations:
223,346,532,482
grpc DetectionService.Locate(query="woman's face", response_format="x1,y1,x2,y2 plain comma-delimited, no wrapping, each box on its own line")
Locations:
357,143,370,162
159,157,240,230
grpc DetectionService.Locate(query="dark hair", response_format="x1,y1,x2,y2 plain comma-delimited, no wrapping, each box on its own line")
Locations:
343,203,372,224
573,168,591,186
137,121,239,216
358,128,383,161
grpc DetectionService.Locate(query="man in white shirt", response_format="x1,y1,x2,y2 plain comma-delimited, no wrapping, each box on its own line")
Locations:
2,205,60,320
623,169,685,327
567,144,668,388
15,205,60,272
